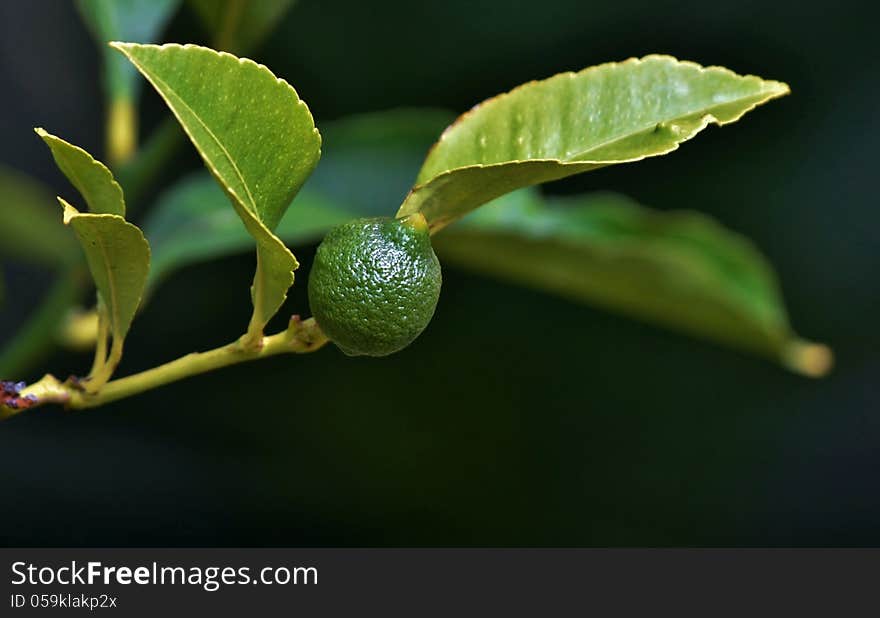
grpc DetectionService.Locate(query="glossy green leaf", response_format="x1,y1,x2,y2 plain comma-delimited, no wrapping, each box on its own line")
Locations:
188,0,296,53
113,42,321,328
141,108,452,292
59,199,150,345
75,0,181,103
35,128,126,216
434,190,830,377
398,55,790,231
0,165,79,268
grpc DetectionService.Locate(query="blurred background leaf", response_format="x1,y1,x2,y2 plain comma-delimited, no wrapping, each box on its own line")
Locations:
0,165,78,268
0,165,85,376
188,0,296,53
76,0,181,103
436,189,829,376
75,0,181,163
0,271,85,377
310,109,455,218
144,174,350,290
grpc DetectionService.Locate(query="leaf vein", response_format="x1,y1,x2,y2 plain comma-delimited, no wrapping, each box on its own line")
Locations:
130,59,260,216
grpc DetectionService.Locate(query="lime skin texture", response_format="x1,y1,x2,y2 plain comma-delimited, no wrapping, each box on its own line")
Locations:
308,214,442,357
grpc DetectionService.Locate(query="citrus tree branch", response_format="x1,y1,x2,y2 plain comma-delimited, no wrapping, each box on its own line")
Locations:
4,317,327,417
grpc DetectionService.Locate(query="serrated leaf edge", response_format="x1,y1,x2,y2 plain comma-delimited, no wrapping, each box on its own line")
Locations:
109,42,320,223
110,42,308,311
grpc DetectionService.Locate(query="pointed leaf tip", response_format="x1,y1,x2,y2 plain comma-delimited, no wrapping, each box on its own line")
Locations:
400,55,790,231
59,196,78,224
37,129,126,217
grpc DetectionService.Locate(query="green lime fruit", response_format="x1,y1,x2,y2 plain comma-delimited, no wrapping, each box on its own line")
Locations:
308,213,442,357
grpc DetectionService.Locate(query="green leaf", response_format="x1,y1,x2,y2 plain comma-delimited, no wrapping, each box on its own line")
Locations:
141,108,452,292
112,42,321,329
59,198,150,346
0,165,79,268
75,0,181,103
398,55,790,232
35,128,126,216
34,131,149,376
188,0,296,53
433,190,831,377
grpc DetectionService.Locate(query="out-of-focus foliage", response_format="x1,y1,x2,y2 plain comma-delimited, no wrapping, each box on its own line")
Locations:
0,166,78,269
145,174,350,290
188,0,296,52
75,0,181,162
435,189,829,376
75,0,181,103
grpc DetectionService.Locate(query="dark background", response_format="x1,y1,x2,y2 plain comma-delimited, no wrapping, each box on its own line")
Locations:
0,0,877,546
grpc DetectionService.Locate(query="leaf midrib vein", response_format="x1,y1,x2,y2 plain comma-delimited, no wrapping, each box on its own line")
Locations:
135,61,260,216
94,228,122,338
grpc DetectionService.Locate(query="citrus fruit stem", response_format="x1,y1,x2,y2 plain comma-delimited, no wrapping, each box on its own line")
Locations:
398,212,429,233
